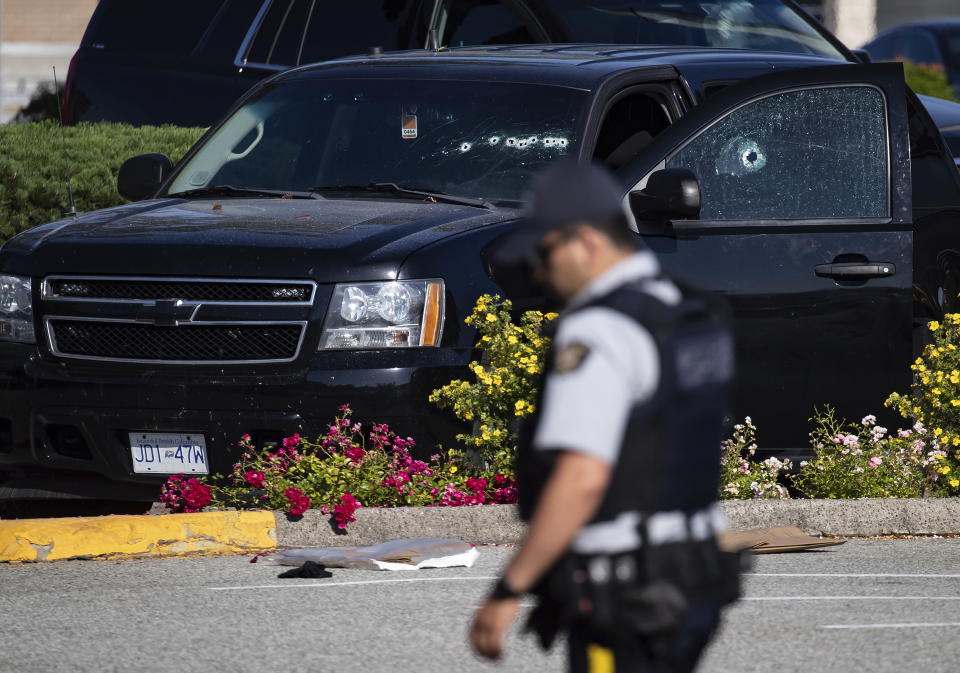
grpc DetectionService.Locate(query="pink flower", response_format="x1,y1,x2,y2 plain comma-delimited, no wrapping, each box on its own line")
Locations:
284,487,310,516
492,486,518,504
241,433,251,441
180,478,212,512
343,446,366,464
243,470,265,488
466,477,487,496
868,456,883,468
332,493,362,529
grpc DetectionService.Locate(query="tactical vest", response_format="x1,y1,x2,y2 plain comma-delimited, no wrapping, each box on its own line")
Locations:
518,277,740,648
517,276,735,525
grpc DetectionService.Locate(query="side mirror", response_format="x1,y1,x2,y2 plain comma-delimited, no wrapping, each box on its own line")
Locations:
628,168,701,235
117,153,173,201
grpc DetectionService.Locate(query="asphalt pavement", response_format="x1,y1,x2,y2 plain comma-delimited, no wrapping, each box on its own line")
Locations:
2,539,959,673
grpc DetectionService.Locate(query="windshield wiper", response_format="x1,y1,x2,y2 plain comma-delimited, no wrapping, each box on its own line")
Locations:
310,183,493,209
168,185,321,200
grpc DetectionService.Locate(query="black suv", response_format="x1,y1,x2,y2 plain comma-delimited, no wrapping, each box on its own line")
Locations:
6,46,960,502
63,0,854,127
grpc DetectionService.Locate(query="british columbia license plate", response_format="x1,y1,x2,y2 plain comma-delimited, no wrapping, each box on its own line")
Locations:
129,432,208,474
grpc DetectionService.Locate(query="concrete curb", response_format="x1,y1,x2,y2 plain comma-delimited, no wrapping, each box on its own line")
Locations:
0,511,276,562
3,499,960,562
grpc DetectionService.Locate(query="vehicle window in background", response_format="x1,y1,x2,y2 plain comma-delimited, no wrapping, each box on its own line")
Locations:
167,78,584,204
439,0,538,46
664,86,888,220
545,0,846,59
939,32,960,74
245,0,418,68
863,32,899,62
899,29,943,67
83,0,229,59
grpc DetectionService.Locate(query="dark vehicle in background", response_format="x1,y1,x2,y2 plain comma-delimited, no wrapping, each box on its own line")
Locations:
64,0,853,127
862,19,960,92
6,46,960,502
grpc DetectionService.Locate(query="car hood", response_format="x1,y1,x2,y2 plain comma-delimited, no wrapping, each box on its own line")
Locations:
0,197,514,281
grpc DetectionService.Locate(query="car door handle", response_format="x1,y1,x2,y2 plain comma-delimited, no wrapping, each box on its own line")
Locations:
814,262,896,280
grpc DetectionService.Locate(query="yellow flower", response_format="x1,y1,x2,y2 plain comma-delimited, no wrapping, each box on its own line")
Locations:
929,321,941,332
449,465,458,474
486,313,497,323
933,389,942,396
951,479,960,488
935,454,946,461
935,427,944,436
951,400,960,407
545,312,559,321
507,335,518,344
481,335,491,342
515,400,526,410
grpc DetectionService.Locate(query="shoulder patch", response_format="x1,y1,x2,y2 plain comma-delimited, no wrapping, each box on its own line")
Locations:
553,343,591,374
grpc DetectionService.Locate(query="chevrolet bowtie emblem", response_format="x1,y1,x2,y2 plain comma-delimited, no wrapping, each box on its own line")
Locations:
135,299,200,327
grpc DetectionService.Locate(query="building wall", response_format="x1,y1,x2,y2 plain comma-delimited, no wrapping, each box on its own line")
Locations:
0,0,99,122
2,0,98,43
877,0,960,32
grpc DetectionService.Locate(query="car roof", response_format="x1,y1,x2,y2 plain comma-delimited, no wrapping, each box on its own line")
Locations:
284,44,843,90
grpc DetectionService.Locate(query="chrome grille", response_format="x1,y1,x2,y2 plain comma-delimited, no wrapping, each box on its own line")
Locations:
47,319,306,364
43,276,315,304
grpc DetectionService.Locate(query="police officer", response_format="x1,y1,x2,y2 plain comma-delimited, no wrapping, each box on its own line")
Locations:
469,160,739,672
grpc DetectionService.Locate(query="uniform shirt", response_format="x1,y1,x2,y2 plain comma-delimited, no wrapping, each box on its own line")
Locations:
533,250,727,553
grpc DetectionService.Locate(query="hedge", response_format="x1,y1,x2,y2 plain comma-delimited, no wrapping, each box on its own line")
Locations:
0,121,205,243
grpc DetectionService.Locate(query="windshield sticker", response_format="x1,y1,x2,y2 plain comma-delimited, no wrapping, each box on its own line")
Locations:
402,106,418,139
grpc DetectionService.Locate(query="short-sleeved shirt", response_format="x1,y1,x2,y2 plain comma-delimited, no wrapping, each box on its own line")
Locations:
533,250,682,553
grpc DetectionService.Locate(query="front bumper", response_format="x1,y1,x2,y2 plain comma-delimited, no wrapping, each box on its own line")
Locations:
0,344,470,501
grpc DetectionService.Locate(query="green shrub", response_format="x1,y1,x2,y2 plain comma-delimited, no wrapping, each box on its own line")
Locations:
791,407,952,498
0,120,204,242
719,417,791,499
429,294,556,476
902,60,959,102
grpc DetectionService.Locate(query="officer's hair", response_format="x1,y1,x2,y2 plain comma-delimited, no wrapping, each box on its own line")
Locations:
574,212,635,250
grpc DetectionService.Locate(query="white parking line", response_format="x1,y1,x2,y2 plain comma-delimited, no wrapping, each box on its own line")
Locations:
744,596,960,601
821,623,960,629
208,575,498,591
747,573,960,579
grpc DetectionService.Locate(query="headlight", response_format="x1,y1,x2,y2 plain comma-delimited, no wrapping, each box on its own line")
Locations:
0,275,34,343
320,279,444,349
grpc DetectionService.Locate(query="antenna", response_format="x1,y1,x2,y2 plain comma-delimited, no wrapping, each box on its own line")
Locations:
52,66,78,219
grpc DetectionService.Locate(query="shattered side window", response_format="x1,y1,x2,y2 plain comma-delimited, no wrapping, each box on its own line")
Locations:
665,86,888,220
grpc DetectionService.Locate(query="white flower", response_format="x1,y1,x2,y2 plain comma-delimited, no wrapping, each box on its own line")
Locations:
862,415,877,426
799,460,808,467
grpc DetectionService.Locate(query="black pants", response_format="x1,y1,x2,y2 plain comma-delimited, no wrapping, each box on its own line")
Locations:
567,601,723,673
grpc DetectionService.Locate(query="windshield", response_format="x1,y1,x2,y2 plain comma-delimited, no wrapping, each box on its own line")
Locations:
541,0,845,59
167,78,585,205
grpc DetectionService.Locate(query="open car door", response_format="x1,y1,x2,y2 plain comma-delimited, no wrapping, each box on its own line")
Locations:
617,63,912,456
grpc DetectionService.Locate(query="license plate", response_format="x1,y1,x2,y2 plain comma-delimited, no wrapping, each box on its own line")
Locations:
129,432,208,474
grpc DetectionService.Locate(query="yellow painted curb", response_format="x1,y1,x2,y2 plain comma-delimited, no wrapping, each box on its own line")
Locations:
0,511,278,562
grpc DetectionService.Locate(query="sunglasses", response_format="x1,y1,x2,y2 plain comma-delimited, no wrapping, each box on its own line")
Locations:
530,232,573,270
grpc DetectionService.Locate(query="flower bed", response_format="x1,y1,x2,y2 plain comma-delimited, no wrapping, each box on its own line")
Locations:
160,405,517,529
159,302,960,529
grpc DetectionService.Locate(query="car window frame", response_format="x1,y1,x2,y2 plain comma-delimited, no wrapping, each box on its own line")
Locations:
235,0,428,72
615,62,911,235
434,0,549,47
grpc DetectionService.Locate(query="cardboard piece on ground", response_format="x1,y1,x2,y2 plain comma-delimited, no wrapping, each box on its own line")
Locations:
267,538,479,571
718,526,846,554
